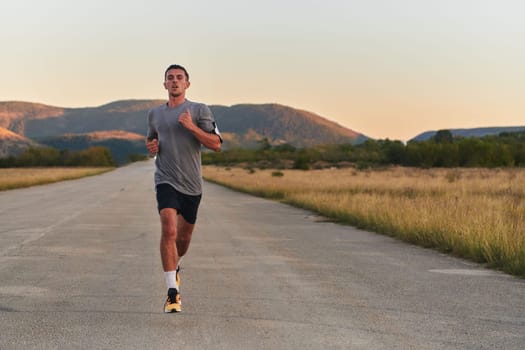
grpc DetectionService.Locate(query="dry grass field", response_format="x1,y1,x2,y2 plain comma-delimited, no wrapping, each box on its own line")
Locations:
203,165,525,277
0,167,114,191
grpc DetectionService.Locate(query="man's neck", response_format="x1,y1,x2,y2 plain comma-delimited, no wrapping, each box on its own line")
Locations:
167,96,186,108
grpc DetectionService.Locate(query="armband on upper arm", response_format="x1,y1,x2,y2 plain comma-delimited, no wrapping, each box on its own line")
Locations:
212,122,223,143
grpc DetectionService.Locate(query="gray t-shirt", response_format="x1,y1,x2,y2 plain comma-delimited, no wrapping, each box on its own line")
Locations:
147,99,219,195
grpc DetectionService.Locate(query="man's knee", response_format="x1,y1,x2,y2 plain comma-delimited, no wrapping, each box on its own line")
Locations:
162,225,177,240
160,209,178,239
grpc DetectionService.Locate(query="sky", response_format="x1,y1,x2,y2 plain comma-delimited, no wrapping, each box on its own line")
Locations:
1,0,524,141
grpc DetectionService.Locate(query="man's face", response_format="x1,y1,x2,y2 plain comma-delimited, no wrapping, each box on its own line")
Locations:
164,68,190,97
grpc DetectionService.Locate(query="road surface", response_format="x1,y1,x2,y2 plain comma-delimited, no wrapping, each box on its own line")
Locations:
0,161,524,349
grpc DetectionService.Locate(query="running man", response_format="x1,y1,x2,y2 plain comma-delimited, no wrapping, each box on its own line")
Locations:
146,64,222,313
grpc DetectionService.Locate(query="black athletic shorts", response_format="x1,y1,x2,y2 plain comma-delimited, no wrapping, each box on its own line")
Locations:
156,184,202,224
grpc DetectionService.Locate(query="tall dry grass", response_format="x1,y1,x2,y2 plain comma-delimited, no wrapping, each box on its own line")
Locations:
203,166,525,276
0,167,114,191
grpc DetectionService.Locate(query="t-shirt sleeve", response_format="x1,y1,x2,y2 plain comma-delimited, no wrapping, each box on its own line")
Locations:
197,104,222,143
146,109,158,140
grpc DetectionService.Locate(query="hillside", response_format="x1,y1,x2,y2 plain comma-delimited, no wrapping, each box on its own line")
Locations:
0,102,65,134
0,100,367,150
212,104,367,148
411,126,525,142
0,127,40,158
22,100,164,138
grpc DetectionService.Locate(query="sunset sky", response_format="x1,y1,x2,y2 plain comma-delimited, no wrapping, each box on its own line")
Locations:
1,0,524,141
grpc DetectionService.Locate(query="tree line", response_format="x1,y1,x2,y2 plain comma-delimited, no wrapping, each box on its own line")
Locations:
3,130,524,169
202,130,525,169
0,146,115,167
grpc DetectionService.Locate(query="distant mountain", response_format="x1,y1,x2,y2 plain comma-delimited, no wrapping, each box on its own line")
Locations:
1,100,164,138
411,126,525,142
0,127,40,158
212,104,367,148
0,100,368,155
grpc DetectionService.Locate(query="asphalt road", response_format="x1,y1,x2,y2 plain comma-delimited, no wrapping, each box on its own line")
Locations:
0,161,524,349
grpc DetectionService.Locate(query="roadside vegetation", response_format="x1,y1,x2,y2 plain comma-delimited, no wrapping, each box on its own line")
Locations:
0,146,117,190
202,130,525,169
0,146,115,168
203,166,525,277
0,167,114,191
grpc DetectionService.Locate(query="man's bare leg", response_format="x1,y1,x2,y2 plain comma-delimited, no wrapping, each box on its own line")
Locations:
160,209,195,290
160,208,179,272
160,208,183,312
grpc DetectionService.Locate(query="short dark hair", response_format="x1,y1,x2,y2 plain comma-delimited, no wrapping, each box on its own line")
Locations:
164,64,189,80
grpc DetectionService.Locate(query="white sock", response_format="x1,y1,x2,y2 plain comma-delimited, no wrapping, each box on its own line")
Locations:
177,256,183,269
164,271,178,291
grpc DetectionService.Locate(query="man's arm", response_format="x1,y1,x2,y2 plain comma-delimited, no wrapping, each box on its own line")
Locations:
146,110,159,155
179,108,221,152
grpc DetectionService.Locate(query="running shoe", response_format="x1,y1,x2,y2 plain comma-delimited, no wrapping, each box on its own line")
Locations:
164,288,181,313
